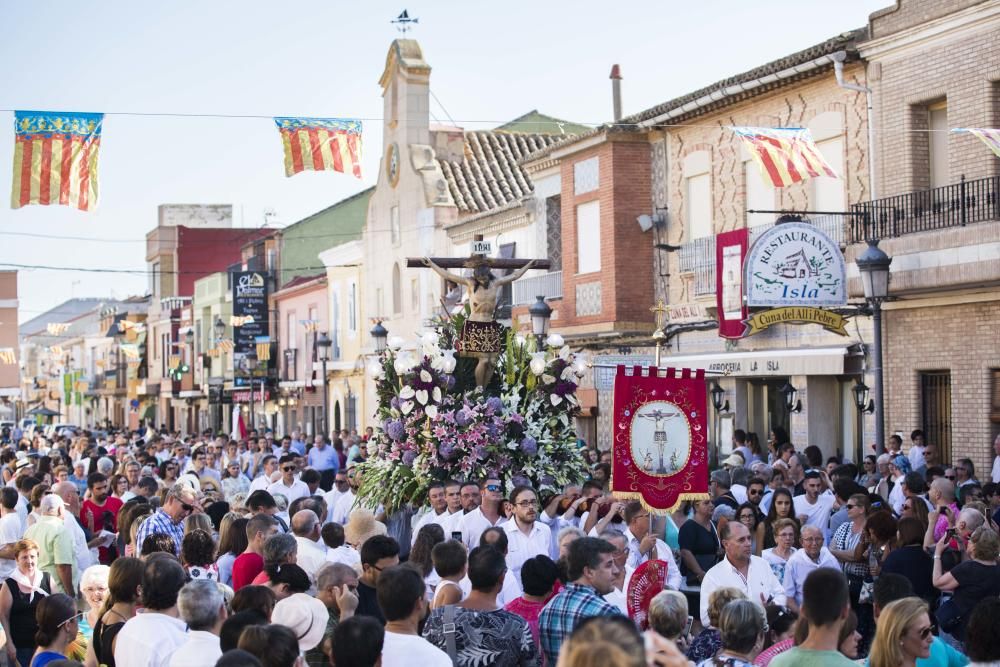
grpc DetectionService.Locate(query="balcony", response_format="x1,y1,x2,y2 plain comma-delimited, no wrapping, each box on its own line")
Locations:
849,176,1000,244
512,271,563,306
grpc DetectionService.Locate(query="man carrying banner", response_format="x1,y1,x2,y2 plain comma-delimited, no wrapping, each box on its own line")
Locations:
621,501,681,592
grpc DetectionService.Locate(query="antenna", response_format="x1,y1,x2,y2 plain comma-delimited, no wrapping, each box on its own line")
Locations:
392,9,418,34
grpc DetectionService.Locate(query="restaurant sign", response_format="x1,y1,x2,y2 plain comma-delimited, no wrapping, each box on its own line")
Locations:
743,307,848,337
744,222,846,307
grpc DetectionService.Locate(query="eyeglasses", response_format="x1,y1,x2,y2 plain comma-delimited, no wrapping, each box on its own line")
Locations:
59,612,83,628
515,500,538,508
748,489,763,496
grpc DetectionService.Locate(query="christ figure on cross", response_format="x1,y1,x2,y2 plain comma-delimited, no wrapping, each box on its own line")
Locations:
419,256,539,388
636,407,683,474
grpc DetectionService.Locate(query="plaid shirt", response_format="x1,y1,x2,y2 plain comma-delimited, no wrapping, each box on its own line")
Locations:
134,508,184,555
538,583,624,664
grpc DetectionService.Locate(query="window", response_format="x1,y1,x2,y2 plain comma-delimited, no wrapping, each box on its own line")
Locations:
411,278,420,313
920,371,952,464
574,157,599,195
928,101,949,188
392,264,402,315
812,137,845,212
330,291,341,360
576,201,601,274
745,163,774,227
686,173,712,239
546,195,562,270
348,282,357,332
390,206,400,246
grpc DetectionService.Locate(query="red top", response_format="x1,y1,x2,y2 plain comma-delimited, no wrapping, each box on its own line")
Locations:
505,596,553,666
232,552,264,591
81,496,123,564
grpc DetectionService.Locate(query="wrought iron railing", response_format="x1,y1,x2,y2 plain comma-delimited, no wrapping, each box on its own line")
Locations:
849,175,1000,243
512,271,563,306
678,236,716,296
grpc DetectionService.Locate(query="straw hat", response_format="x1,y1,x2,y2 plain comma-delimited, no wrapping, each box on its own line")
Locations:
344,508,387,548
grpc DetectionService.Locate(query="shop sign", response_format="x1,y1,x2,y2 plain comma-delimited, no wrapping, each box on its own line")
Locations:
231,271,270,359
231,388,271,403
744,222,846,307
743,307,848,337
666,303,707,324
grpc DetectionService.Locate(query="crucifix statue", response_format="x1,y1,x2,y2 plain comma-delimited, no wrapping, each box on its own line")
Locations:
636,407,682,474
407,240,551,389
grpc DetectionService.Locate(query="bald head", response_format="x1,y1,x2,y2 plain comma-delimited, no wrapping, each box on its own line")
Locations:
931,477,956,502
51,481,77,500
291,509,319,539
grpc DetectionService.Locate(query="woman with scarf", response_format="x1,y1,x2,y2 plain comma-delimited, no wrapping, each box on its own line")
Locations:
0,539,52,667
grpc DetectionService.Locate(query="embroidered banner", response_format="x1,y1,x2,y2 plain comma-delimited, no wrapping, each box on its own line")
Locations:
611,366,710,514
715,228,749,339
274,117,362,179
11,110,103,211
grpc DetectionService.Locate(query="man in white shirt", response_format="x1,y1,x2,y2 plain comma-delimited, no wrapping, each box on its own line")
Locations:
458,478,506,549
0,488,22,579
992,433,1000,484
249,455,279,494
330,467,361,526
321,522,361,567
782,525,840,611
116,555,189,667
439,480,465,536
620,501,682,591
502,487,553,583
378,565,451,667
322,470,350,523
290,509,327,580
411,482,450,544
793,471,835,537
699,521,785,627
169,579,225,667
267,455,310,506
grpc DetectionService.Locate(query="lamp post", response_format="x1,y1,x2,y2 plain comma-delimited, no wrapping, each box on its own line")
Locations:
244,351,258,433
779,381,803,414
710,381,728,466
529,295,552,346
370,321,388,354
214,317,225,341
852,379,875,463
315,332,332,438
856,239,892,455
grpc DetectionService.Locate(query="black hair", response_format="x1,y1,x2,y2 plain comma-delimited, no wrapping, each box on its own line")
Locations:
332,616,385,667
87,472,108,489
801,568,849,627
432,540,467,579
803,445,823,468
140,532,178,557
479,526,508,554
181,528,216,568
509,485,535,505
359,534,400,568
965,598,1000,663
520,555,560,596
566,537,616,582
299,468,320,486
238,624,300,667
408,525,443,577
467,545,506,592
872,572,914,610
376,564,426,622
0,487,18,511
140,553,187,611
34,593,77,647
137,476,159,494
246,490,277,511
264,562,310,594
765,603,798,645
321,522,346,549
230,586,276,618
903,472,927,495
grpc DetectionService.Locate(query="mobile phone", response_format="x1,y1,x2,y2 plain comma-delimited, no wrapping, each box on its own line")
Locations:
939,506,949,514
451,531,463,541
683,615,694,636
946,527,957,539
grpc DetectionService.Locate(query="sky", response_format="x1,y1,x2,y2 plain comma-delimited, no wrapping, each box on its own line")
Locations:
0,0,890,324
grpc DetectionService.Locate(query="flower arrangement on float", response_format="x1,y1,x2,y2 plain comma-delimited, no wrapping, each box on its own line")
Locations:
355,311,590,514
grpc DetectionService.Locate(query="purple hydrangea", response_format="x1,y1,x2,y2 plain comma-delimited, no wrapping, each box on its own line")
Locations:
540,474,555,487
520,437,538,456
439,443,455,460
486,396,503,412
402,450,417,466
386,420,406,442
511,475,532,489
455,408,473,427
390,397,401,411
473,445,487,459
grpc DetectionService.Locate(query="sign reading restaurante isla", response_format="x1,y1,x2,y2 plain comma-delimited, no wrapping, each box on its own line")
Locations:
744,221,846,307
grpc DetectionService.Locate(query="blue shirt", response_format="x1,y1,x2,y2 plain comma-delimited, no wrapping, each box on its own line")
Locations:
134,507,184,555
307,444,340,472
538,583,624,665
864,636,967,667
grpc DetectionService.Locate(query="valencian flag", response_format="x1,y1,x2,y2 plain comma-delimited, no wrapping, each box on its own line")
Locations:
11,111,103,211
733,126,837,188
611,366,710,513
953,128,1000,158
274,117,362,179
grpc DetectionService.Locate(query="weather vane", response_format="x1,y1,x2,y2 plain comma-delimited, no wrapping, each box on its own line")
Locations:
392,10,418,34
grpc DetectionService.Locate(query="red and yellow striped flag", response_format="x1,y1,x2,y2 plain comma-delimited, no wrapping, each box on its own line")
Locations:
733,127,837,188
274,117,362,179
11,111,103,211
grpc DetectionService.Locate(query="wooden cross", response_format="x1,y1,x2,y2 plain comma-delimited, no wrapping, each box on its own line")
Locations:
406,234,551,271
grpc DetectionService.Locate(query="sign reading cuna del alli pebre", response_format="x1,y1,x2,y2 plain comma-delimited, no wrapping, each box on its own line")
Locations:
744,221,846,307
743,306,849,336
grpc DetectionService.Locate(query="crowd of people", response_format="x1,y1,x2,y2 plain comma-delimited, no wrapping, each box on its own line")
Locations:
0,423,997,667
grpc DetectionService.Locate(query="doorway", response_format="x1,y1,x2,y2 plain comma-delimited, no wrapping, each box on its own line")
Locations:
747,378,791,446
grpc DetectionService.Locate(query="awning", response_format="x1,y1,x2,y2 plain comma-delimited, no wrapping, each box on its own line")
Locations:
660,345,859,377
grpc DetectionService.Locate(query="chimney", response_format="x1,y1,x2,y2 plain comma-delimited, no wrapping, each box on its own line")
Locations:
610,64,622,122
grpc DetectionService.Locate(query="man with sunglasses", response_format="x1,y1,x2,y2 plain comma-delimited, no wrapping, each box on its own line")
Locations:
458,478,506,549
134,482,201,556
267,454,310,505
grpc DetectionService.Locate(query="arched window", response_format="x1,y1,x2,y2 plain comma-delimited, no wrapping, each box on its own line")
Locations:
392,263,402,315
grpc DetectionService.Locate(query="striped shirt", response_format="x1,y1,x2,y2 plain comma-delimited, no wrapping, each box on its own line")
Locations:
538,583,623,665
134,508,184,555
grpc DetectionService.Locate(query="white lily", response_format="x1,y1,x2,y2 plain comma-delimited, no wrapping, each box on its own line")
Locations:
425,405,438,419
387,336,405,351
399,385,415,400
550,394,563,406
368,361,385,379
542,374,556,385
545,333,564,348
420,370,432,383
441,349,457,374
401,400,414,415
529,352,547,376
432,386,442,402
514,334,527,348
560,366,577,381
559,345,571,361
415,389,429,405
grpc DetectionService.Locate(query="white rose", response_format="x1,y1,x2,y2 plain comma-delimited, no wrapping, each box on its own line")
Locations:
387,336,405,351
529,352,547,376
545,333,564,348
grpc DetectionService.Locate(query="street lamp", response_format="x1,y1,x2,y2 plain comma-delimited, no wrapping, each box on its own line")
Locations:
370,321,388,354
244,351,258,432
214,317,225,340
529,295,552,346
852,378,875,465
779,381,802,414
315,332,332,438
710,381,729,467
856,239,892,455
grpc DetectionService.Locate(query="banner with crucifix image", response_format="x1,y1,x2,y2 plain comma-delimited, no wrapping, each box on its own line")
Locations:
611,365,710,513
